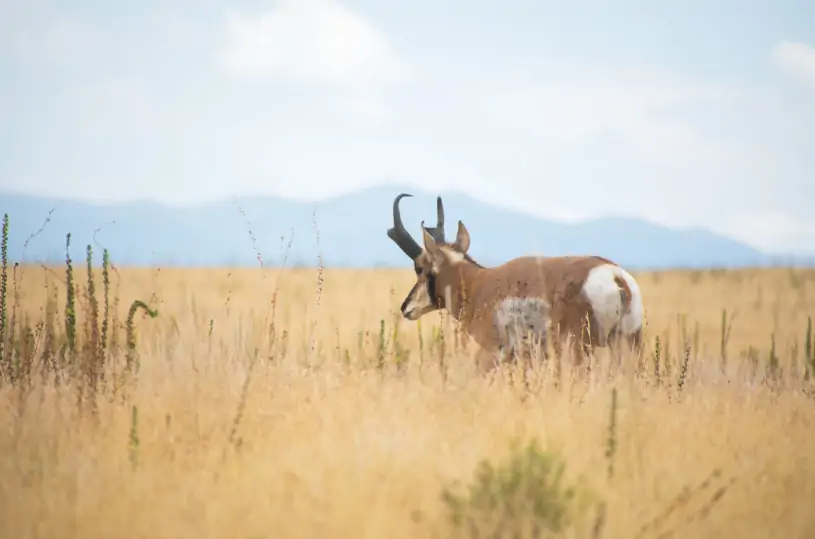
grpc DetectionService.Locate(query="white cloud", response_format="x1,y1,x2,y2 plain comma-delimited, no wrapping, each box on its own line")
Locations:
214,0,409,92
0,0,94,67
71,77,154,137
39,17,93,67
771,41,815,88
466,57,815,253
330,94,394,126
483,65,751,169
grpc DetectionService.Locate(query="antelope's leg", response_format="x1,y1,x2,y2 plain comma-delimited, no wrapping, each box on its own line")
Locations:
628,327,644,366
556,323,590,368
474,346,500,374
606,329,623,374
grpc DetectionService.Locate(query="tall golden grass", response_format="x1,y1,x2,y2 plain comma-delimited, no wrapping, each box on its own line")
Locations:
1,220,815,538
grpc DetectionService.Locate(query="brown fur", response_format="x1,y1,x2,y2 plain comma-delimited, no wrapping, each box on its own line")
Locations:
614,275,632,313
403,226,641,371
387,195,643,374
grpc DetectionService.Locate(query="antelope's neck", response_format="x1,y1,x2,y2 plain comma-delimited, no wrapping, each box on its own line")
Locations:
445,262,483,328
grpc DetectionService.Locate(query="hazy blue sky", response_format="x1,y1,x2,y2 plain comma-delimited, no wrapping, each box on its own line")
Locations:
2,0,814,253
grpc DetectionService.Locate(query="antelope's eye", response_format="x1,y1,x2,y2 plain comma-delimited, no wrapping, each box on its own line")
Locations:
414,266,422,276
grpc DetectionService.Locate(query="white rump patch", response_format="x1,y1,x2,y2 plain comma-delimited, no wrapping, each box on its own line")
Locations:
493,297,550,353
581,264,644,341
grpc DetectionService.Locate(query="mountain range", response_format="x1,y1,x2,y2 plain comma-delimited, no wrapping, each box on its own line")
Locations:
1,186,811,270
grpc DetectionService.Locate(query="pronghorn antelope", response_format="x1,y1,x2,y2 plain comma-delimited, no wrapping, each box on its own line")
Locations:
386,193,644,372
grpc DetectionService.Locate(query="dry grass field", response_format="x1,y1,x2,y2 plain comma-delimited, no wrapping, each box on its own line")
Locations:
2,238,815,538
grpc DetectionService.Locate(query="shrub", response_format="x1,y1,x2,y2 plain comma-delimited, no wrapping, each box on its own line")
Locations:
440,438,587,538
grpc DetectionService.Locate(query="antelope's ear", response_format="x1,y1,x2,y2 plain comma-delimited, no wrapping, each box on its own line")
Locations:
454,220,471,253
421,223,440,255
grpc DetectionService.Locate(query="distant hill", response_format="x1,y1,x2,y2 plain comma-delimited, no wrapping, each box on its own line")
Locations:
0,185,810,270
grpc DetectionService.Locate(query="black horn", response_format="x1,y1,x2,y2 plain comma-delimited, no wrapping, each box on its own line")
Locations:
422,196,446,243
386,193,423,260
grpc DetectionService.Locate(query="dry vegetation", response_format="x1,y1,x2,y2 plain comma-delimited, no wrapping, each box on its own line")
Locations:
1,214,815,539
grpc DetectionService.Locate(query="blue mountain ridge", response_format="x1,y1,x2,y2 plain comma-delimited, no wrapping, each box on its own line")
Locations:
0,185,810,270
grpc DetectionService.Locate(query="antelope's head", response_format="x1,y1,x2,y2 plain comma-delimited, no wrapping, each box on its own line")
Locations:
386,193,472,321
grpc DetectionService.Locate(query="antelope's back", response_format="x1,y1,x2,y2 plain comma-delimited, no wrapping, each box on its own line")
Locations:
503,254,612,282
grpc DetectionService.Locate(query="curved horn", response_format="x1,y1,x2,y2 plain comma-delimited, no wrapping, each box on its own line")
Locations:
386,193,423,260
422,196,446,243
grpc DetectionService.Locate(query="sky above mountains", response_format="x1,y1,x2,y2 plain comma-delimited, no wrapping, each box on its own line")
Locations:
3,0,815,255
